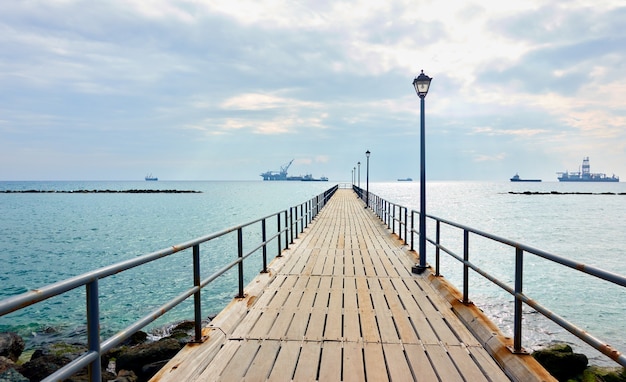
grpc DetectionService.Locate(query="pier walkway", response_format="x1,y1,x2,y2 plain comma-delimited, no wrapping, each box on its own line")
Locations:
151,189,548,381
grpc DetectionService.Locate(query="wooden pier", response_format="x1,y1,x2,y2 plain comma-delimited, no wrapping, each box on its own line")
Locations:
151,189,554,382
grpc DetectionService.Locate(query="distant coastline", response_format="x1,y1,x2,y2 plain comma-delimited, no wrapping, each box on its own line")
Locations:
1,189,201,193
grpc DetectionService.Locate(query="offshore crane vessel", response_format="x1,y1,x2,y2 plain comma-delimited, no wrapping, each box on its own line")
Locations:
260,160,328,181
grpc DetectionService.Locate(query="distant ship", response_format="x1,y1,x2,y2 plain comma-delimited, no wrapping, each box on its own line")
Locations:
557,157,619,182
145,174,158,181
260,160,327,181
397,178,413,182
510,173,541,182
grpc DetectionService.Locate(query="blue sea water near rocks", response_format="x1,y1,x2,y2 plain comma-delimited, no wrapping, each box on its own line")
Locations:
1,180,625,367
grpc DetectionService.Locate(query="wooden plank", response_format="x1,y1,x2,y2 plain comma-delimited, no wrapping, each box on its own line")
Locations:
383,343,414,381
292,341,321,380
304,307,326,341
423,343,464,382
343,341,366,382
286,308,310,341
447,345,490,382
243,340,281,382
318,341,342,381
404,343,439,382
266,341,300,382
468,346,511,381
359,308,380,343
363,342,389,381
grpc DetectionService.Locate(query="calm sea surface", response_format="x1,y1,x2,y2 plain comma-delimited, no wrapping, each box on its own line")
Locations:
1,180,625,366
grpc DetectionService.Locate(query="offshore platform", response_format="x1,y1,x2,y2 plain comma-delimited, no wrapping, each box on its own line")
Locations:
260,159,328,181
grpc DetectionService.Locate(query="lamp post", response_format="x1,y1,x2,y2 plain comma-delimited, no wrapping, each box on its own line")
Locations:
412,70,432,275
358,162,361,189
365,150,370,208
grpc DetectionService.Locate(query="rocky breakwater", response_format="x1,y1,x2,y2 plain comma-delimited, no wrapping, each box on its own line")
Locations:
0,321,198,382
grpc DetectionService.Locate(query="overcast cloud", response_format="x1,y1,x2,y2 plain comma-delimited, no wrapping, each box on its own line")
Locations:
1,0,625,181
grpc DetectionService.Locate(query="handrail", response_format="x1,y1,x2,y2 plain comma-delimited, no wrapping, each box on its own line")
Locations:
0,184,339,382
354,185,626,367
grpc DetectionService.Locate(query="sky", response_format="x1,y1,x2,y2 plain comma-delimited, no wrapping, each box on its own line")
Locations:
1,1,625,182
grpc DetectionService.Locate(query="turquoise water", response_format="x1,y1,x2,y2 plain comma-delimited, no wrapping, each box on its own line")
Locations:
371,181,626,366
1,180,625,366
0,181,333,347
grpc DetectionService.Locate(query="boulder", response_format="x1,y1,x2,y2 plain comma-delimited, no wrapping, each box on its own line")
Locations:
19,354,71,382
0,367,29,382
0,333,25,362
115,338,182,380
533,343,588,381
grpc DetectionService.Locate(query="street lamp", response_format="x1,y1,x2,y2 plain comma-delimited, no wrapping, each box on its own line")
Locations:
365,150,370,208
412,70,432,275
358,162,361,189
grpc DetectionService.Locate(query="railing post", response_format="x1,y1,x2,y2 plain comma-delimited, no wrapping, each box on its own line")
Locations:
289,207,294,244
193,244,202,342
435,220,441,277
463,229,469,304
277,213,282,257
237,227,244,298
410,211,415,251
261,219,268,273
514,247,524,352
86,280,101,382
404,207,408,245
391,204,396,235
284,211,290,249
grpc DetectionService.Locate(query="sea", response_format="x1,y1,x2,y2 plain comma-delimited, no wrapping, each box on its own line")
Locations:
1,180,625,367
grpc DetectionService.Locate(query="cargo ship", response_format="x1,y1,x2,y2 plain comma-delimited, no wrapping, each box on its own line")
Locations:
145,174,158,181
260,160,328,181
557,157,619,182
510,173,541,182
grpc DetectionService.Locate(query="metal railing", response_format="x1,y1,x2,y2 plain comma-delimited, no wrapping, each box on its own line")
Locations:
0,185,338,382
355,185,626,367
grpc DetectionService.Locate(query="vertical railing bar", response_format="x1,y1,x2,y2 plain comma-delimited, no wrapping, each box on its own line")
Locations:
285,210,290,249
277,213,282,257
435,220,441,277
237,227,244,298
289,207,294,244
463,229,469,304
261,219,268,273
514,247,524,352
404,207,408,245
192,244,202,342
410,211,415,251
391,204,396,235
86,280,101,382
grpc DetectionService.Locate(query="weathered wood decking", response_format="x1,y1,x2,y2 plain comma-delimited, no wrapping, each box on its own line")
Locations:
151,189,553,382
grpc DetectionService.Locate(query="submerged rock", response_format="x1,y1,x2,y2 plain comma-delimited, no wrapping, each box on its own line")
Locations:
0,333,25,363
115,338,182,380
533,343,588,381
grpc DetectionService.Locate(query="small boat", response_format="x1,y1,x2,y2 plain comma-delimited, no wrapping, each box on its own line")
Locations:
397,178,413,182
510,173,541,182
145,174,158,181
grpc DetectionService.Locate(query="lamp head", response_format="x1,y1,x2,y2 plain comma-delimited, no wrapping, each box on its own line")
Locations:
412,70,432,98
366,150,370,158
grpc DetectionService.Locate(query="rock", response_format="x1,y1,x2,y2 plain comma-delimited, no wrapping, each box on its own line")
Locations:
19,354,71,382
533,343,588,381
115,338,182,380
0,333,25,362
121,332,148,347
108,369,138,382
0,367,29,382
0,356,16,373
582,366,626,382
